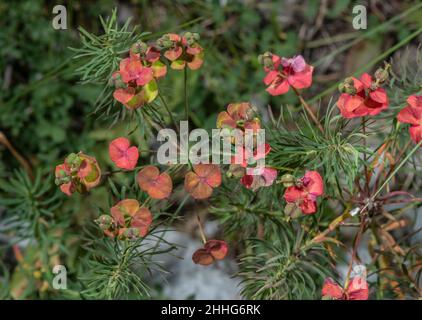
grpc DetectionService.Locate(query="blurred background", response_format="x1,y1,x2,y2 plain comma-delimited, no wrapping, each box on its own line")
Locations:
0,0,421,299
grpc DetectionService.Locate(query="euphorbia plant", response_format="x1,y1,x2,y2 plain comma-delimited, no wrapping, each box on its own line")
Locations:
47,10,422,300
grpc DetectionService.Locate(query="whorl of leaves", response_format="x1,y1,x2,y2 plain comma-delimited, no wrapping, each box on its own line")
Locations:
238,222,334,300
79,223,177,299
0,170,62,241
267,101,363,195
210,179,285,239
71,9,150,123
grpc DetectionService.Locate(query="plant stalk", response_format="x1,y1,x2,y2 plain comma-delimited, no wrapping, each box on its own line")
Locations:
292,87,324,133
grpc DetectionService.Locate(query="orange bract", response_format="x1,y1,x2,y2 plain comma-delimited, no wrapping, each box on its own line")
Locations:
184,164,222,199
110,199,152,237
137,166,173,199
55,152,101,196
192,240,229,266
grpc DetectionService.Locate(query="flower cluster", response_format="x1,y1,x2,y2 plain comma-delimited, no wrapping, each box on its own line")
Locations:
111,32,203,109
282,171,324,217
59,25,416,296
55,152,101,196
157,32,204,70
397,94,422,143
96,199,152,240
336,71,389,118
322,265,368,300
259,52,313,96
217,102,278,191
111,42,165,109
216,102,260,133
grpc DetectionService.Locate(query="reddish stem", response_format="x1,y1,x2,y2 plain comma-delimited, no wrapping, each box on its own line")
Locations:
292,87,324,133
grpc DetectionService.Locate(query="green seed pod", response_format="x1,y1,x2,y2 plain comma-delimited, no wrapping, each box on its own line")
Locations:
184,32,197,46
344,77,353,85
131,41,148,55
374,67,389,83
258,52,273,69
162,39,173,48
65,153,78,165
95,215,113,231
156,35,173,49
227,164,246,179
344,85,357,95
280,174,296,187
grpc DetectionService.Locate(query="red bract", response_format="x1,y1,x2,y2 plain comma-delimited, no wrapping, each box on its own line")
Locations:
397,94,422,144
232,143,271,168
106,199,152,239
216,102,260,132
55,163,73,196
112,77,158,110
322,277,368,300
129,42,167,79
112,46,161,110
159,32,204,70
192,240,228,266
336,73,389,118
119,57,153,86
137,166,173,199
240,167,278,191
407,94,422,109
55,152,101,196
283,171,324,215
109,137,139,170
184,164,222,199
261,53,313,96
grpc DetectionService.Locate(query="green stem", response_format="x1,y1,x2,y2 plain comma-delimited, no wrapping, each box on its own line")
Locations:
158,92,179,132
361,117,370,193
184,67,189,121
292,87,324,133
196,214,207,244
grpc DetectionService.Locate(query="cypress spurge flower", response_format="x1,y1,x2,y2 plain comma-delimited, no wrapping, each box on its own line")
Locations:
157,32,204,70
97,199,153,240
111,42,165,110
55,152,101,196
259,52,313,96
184,164,222,199
129,41,167,79
216,102,260,133
240,167,278,191
397,94,422,143
109,137,139,170
192,240,229,266
137,165,173,199
336,71,389,119
283,171,324,215
322,276,368,300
